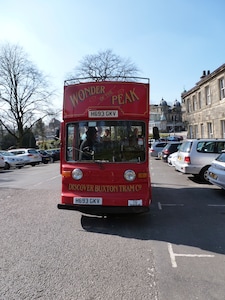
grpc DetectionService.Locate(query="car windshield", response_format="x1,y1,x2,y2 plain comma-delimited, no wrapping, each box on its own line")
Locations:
66,121,146,163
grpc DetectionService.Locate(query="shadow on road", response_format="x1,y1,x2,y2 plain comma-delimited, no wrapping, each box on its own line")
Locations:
81,185,225,256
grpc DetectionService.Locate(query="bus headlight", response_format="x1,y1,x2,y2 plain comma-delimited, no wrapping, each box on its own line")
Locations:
72,168,83,180
124,169,136,181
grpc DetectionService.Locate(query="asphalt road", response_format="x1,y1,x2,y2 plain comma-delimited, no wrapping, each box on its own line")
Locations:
0,159,225,299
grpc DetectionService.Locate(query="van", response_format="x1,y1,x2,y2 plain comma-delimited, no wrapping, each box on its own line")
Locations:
174,139,225,181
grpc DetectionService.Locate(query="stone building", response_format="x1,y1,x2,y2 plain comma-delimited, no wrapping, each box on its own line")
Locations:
181,63,225,138
150,98,183,134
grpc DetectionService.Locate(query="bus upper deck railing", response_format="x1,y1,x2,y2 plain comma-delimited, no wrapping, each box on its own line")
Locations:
64,76,150,86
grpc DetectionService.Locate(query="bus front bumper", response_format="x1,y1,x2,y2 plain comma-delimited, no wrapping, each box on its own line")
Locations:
57,203,149,215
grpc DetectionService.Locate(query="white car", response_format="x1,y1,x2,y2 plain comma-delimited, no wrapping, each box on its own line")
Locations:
167,151,178,167
0,154,5,169
0,151,25,170
8,148,42,166
207,151,225,190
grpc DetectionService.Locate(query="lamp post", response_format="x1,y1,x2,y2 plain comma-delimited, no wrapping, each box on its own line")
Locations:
173,115,177,136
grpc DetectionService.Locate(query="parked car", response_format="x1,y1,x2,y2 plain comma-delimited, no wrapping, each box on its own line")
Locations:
207,151,225,190
52,148,60,160
157,151,163,160
45,149,60,162
0,150,25,169
149,141,167,158
167,151,178,167
161,142,182,162
149,138,167,147
175,139,225,181
0,154,5,169
8,148,42,166
37,150,51,164
167,135,183,141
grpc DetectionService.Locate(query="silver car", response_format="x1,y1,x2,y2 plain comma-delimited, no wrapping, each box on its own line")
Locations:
8,148,42,167
175,139,225,181
0,151,25,170
207,151,225,190
0,154,5,169
149,141,167,158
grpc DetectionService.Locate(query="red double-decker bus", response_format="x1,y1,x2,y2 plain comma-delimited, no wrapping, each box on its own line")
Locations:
58,77,151,215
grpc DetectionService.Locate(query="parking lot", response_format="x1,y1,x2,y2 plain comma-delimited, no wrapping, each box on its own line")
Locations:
1,152,225,299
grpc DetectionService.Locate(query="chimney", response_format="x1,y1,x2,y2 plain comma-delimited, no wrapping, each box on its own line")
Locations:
207,70,210,75
200,70,206,79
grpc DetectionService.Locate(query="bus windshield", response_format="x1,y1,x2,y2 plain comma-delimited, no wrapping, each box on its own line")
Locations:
66,120,146,163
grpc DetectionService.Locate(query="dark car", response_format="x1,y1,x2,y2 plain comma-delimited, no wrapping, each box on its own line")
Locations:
37,150,51,164
161,142,182,162
46,149,60,162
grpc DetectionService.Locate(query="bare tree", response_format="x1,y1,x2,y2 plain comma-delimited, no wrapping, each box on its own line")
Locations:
0,42,56,147
69,49,140,82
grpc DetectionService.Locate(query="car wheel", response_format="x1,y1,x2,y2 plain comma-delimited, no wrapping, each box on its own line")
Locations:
199,166,210,182
4,162,10,170
31,163,36,167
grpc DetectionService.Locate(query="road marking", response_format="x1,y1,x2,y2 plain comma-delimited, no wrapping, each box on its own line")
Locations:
168,243,215,268
158,202,184,210
208,204,225,207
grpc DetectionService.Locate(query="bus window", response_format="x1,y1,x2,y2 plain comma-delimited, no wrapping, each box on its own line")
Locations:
66,121,146,163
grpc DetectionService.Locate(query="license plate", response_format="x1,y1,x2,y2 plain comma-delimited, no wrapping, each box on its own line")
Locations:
128,200,143,206
73,197,102,205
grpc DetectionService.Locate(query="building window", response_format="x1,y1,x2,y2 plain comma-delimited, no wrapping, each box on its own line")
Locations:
207,122,213,138
192,95,197,111
219,77,225,100
205,86,211,105
198,92,201,109
194,125,198,138
187,98,191,113
221,120,225,138
188,125,193,138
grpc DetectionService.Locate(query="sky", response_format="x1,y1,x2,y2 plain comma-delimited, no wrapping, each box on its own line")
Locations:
1,0,225,112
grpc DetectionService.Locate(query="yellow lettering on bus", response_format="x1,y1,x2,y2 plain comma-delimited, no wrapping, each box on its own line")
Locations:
70,94,80,107
130,88,139,101
69,184,142,192
69,86,105,107
111,88,139,105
